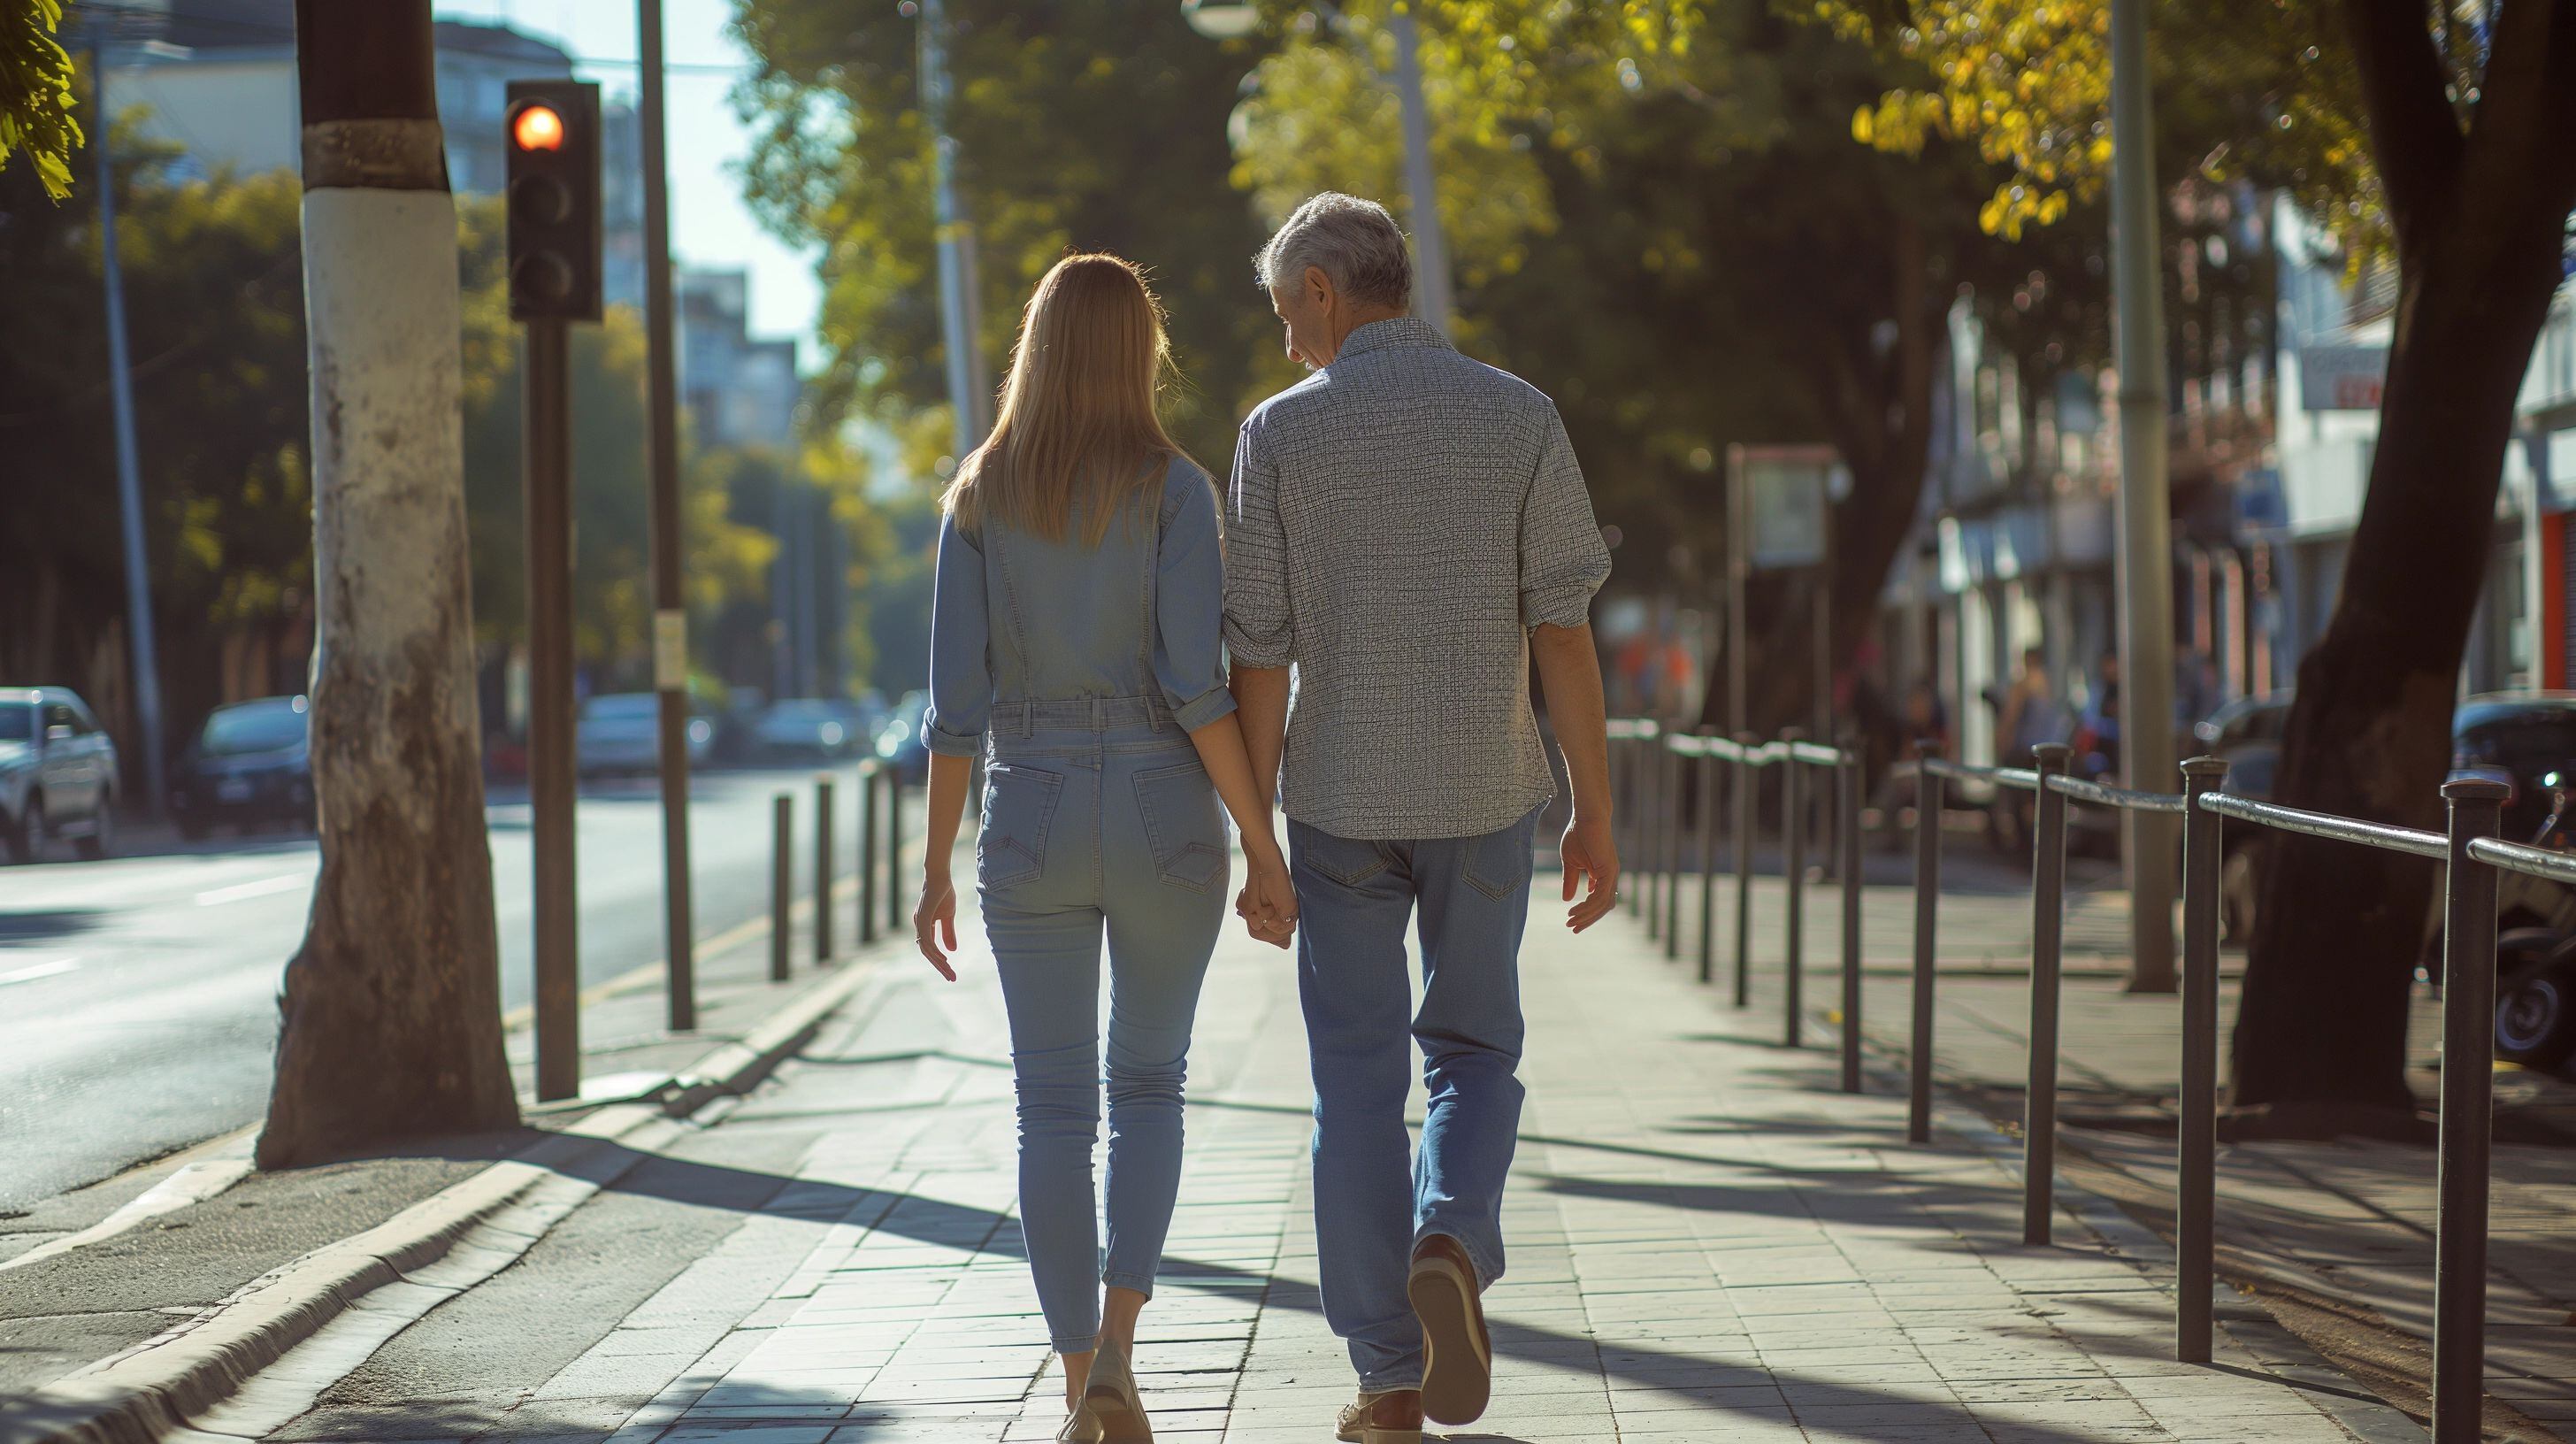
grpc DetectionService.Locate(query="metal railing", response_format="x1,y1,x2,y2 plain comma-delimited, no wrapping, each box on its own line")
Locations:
1612,718,2540,1440
1608,720,1866,1079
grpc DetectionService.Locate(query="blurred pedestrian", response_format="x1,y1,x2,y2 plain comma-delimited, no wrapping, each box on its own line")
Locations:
1224,193,1616,1441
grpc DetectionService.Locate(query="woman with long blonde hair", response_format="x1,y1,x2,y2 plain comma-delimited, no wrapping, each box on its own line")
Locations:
914,254,1295,1442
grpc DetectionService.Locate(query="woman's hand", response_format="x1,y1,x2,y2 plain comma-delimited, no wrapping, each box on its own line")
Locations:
915,868,960,980
1236,845,1298,949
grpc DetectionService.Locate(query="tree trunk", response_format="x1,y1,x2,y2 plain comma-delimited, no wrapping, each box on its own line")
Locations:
258,0,518,1169
2230,196,2569,1118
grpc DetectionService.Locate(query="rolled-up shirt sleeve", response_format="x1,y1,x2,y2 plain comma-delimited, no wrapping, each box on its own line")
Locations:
1519,404,1611,629
1154,466,1238,732
1221,418,1296,669
922,512,992,757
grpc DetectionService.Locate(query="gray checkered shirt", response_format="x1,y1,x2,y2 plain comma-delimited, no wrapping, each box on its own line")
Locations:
1222,318,1611,841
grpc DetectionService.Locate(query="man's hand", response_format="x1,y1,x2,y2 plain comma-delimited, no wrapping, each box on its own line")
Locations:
1560,811,1619,933
1236,859,1298,949
914,869,960,980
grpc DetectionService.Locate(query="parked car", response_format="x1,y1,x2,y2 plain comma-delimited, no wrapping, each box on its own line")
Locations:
872,712,932,785
755,699,864,761
576,693,714,778
171,695,314,839
2204,691,2576,944
0,687,121,862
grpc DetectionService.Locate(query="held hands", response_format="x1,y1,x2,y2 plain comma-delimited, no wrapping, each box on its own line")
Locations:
1236,844,1299,949
1560,810,1620,933
914,867,960,980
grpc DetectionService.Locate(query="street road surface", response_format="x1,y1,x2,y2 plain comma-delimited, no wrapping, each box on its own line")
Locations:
0,766,867,1212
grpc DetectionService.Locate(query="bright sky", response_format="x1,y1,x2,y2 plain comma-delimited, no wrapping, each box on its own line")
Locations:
433,0,821,353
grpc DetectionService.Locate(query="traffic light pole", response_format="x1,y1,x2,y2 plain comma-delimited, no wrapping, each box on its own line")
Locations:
525,317,580,1102
638,0,697,1031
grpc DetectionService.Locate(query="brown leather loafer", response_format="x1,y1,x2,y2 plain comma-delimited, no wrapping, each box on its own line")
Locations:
1336,1388,1423,1444
1407,1234,1492,1425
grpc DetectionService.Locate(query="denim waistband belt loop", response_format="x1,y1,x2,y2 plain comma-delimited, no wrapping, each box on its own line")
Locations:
995,695,1174,735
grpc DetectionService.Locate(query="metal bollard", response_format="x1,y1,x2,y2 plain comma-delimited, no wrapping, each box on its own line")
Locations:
1644,739,1664,942
815,776,836,964
2175,756,2228,1359
886,770,907,935
859,763,879,946
1697,727,1721,983
2431,774,2507,1440
1614,736,1637,918
1733,733,1759,1009
2024,744,2072,1245
771,792,793,982
1908,749,1943,1144
1663,740,1684,958
1782,728,1806,1048
1838,743,1863,1094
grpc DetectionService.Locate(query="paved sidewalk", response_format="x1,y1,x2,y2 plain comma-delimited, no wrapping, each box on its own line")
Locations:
1650,858,2576,1438
437,862,2432,1443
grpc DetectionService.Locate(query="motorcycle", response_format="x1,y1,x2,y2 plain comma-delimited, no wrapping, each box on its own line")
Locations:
2494,768,2576,1070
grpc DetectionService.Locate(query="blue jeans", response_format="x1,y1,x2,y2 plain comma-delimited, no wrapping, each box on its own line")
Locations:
978,699,1230,1354
1289,806,1542,1392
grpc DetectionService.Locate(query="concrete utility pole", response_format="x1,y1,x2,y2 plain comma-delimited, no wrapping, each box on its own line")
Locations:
2109,0,2179,994
638,0,698,1029
86,35,168,818
920,0,992,461
263,0,518,1166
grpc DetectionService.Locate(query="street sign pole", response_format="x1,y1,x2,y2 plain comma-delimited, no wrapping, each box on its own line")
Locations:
639,0,698,1030
525,316,579,1102
2110,0,2179,994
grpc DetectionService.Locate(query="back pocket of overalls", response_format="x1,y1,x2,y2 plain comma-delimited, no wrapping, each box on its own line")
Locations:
979,763,1063,892
1132,759,1227,894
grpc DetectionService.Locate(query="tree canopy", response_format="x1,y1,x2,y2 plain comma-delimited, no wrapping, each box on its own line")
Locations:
1,0,80,200
731,0,1282,470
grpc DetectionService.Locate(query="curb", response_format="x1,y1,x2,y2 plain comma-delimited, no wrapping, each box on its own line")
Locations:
0,959,895,1444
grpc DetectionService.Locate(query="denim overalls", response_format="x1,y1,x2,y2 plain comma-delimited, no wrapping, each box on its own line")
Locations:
922,456,1237,1355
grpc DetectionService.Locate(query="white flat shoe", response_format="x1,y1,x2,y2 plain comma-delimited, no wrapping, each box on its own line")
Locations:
1083,1338,1153,1441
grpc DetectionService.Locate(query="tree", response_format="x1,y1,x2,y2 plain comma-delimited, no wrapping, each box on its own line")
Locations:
1809,0,2576,1121
0,110,314,746
259,0,517,1168
1286,0,2082,728
2,0,80,199
732,0,1279,469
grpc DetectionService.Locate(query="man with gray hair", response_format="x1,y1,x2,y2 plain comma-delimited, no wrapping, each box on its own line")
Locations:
1224,192,1618,1440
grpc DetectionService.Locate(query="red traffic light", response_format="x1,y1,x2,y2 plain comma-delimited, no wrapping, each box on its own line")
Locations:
512,104,566,153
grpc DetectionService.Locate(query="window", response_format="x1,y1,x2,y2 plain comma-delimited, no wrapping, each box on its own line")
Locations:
42,703,78,735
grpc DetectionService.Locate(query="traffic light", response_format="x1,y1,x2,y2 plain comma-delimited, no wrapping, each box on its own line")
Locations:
505,80,602,323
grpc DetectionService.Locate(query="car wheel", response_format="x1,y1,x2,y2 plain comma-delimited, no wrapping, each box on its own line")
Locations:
74,801,113,860
9,795,46,864
2497,955,2576,1071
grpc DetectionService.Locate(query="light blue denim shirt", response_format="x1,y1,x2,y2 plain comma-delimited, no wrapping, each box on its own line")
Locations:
924,456,1237,756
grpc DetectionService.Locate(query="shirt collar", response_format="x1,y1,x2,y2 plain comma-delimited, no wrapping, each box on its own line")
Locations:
1330,316,1452,365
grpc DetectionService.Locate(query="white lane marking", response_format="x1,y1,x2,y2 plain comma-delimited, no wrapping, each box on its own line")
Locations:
194,873,310,907
2,1159,255,1273
0,957,80,986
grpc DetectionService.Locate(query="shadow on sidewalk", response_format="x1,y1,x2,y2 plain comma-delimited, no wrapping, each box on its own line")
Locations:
344,1132,2320,1444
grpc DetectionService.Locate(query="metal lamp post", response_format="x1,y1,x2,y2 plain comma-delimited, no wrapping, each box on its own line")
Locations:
1183,0,1453,334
